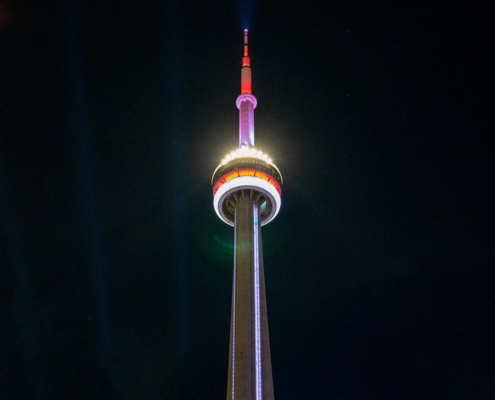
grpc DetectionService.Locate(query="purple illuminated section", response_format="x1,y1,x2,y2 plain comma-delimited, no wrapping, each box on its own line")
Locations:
253,204,262,400
239,100,255,147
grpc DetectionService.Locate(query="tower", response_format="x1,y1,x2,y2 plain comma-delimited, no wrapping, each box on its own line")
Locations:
212,30,282,400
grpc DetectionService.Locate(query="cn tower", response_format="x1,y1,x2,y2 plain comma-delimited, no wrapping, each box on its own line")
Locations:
212,30,282,400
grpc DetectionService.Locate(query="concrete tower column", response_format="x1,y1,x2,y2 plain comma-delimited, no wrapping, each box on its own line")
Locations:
227,192,274,400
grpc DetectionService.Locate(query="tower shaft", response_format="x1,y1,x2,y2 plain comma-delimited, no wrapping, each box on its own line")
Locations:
227,193,274,400
213,30,281,399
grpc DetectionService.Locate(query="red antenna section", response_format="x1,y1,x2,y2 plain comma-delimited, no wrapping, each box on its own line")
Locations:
241,29,252,93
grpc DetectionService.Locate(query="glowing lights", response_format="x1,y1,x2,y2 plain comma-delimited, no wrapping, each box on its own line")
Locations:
220,147,275,166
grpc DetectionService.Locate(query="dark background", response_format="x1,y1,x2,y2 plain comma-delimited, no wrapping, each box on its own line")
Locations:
1,0,494,399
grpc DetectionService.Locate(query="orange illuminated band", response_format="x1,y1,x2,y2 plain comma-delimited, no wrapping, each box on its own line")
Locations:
213,173,282,226
213,169,281,196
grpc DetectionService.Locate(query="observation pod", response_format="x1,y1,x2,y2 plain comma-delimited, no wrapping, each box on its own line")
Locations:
212,147,283,227
211,30,282,400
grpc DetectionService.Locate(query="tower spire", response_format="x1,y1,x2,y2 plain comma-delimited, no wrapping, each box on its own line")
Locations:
237,29,257,147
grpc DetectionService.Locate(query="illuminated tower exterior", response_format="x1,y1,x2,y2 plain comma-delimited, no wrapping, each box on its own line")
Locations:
212,30,282,400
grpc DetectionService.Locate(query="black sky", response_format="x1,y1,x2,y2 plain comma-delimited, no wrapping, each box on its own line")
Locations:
1,0,495,399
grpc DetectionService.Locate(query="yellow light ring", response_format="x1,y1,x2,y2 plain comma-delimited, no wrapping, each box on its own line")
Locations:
211,152,283,185
213,169,281,196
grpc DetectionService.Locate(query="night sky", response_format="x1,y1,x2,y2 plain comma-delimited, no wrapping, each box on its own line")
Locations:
1,0,495,399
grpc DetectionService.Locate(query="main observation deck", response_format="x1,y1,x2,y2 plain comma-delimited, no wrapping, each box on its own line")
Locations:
212,147,282,226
